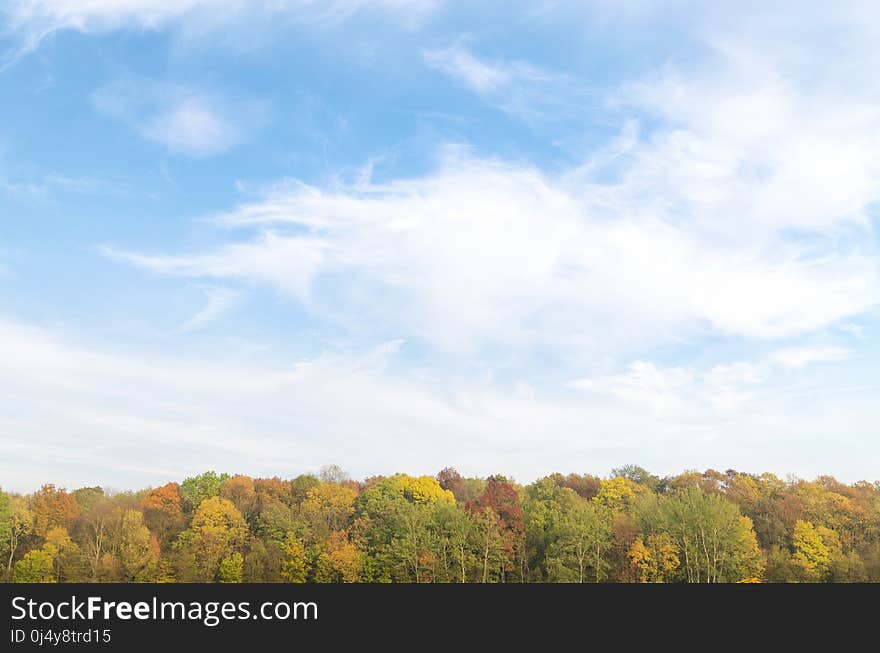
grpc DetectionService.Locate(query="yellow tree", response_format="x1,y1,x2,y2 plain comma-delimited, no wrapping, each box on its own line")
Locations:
594,477,645,518
218,552,244,583
118,510,159,581
185,497,247,581
280,533,309,583
315,531,363,582
791,520,832,581
300,483,359,535
628,534,680,583
44,527,87,582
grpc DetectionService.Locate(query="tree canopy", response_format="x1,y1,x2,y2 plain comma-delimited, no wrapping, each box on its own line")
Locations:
2,467,879,583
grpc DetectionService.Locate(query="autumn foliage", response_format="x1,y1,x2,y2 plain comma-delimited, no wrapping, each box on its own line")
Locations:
2,466,880,583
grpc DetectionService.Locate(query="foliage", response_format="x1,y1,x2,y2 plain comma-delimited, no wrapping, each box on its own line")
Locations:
6,466,880,583
180,471,229,514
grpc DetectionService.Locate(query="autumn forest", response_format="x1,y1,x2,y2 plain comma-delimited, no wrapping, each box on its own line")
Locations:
2,466,878,584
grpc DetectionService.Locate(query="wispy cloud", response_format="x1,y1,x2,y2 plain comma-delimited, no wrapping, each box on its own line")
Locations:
2,316,875,492
175,286,240,333
423,44,569,119
569,345,854,417
423,44,553,96
0,318,679,491
107,145,879,353
103,9,880,350
1,0,439,67
569,359,769,416
770,346,852,370
91,78,268,156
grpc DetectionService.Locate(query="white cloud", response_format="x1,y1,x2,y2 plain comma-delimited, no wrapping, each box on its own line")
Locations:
107,145,879,353
91,79,266,156
423,44,567,119
570,345,854,417
569,361,694,416
104,230,323,301
176,286,240,333
3,317,875,491
770,346,852,370
0,318,698,491
1,0,439,65
423,45,551,96
99,10,880,350
569,359,767,416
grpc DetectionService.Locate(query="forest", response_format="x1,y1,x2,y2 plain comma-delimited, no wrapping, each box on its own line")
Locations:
1,465,878,583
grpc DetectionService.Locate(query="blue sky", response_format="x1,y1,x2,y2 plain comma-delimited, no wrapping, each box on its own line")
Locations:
1,1,879,492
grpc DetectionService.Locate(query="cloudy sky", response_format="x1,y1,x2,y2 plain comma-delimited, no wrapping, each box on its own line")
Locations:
1,1,879,492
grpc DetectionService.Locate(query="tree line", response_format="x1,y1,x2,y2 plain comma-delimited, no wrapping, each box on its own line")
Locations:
1,465,878,583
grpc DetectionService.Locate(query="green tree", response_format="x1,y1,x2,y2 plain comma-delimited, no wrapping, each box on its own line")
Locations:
547,500,611,583
0,490,12,575
14,548,56,583
640,487,764,582
180,471,229,515
3,497,33,580
218,552,244,583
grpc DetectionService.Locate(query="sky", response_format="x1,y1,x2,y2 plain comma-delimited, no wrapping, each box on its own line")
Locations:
1,1,879,492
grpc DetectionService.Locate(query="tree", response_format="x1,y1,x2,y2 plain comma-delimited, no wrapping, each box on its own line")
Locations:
594,477,644,517
300,483,358,535
791,520,831,582
639,487,764,583
141,483,184,546
548,500,612,583
471,507,506,583
44,527,87,582
72,487,105,513
355,475,456,582
544,473,602,501
383,475,455,505
3,497,32,580
14,548,56,583
218,552,244,583
318,465,350,484
3,466,877,584
466,477,524,581
220,475,258,523
431,502,476,583
315,531,362,583
0,491,13,576
280,533,309,583
180,471,229,515
611,465,663,492
118,510,159,581
179,497,247,581
288,476,319,507
30,484,79,537
628,534,680,583
388,502,436,583
256,502,300,544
